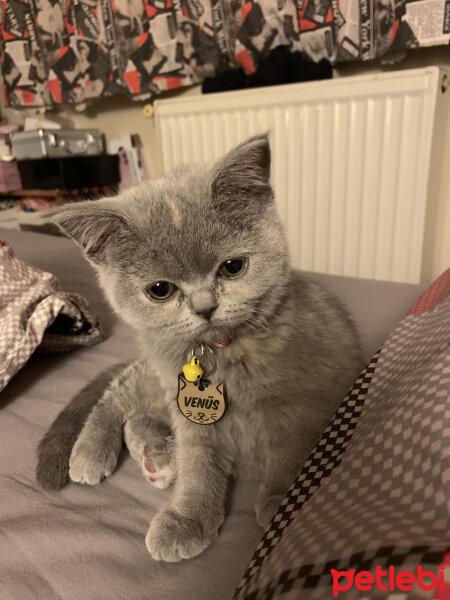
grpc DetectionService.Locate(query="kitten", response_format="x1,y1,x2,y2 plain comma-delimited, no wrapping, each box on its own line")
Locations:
36,134,363,562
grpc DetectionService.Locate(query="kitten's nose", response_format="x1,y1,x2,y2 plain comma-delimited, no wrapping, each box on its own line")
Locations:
190,289,217,321
197,307,215,320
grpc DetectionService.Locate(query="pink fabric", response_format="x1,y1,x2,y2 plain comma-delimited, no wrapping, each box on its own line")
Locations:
409,269,450,315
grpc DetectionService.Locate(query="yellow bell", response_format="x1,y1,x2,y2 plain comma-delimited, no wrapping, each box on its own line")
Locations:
183,356,204,382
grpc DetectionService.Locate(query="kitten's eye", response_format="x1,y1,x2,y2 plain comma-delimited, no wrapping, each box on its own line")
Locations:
219,258,247,278
145,281,177,302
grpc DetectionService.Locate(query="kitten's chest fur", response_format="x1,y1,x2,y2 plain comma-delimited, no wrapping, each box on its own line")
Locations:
136,272,362,483
141,322,310,479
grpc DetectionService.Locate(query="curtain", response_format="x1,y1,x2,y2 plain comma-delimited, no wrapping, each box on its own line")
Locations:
0,0,448,108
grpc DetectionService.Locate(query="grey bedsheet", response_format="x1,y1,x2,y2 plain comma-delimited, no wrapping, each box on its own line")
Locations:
0,228,425,600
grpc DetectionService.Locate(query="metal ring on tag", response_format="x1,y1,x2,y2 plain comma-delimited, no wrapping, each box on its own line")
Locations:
191,344,205,359
202,345,216,378
191,344,216,378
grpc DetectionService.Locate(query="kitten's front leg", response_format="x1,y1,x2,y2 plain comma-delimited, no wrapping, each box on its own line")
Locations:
70,361,147,485
146,424,232,562
69,397,123,485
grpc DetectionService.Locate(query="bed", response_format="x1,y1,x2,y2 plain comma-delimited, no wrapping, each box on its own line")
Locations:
0,227,427,600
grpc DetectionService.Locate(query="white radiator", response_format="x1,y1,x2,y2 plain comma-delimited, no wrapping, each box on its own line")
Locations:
155,67,448,284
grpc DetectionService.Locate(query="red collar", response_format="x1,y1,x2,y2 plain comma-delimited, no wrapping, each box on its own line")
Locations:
212,338,230,347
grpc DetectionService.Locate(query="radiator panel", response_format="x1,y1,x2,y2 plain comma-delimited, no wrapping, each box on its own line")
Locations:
155,68,439,283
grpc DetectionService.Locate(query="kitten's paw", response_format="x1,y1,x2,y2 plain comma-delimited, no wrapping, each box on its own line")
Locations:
146,509,216,562
141,445,175,489
69,440,120,485
255,493,283,529
123,418,175,488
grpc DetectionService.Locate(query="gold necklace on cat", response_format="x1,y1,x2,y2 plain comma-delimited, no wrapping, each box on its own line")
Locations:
177,344,228,425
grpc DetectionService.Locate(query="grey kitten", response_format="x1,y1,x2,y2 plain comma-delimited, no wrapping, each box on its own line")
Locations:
36,134,362,562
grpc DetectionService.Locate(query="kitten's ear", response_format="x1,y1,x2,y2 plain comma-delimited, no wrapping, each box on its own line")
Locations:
52,199,130,265
210,134,272,208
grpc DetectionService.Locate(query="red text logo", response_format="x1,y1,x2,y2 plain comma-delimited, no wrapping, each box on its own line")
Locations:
331,565,445,597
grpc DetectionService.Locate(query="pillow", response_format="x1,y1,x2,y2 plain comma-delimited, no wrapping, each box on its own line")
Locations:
235,270,450,600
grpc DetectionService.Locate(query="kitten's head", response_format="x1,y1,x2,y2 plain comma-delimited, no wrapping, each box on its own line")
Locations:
55,134,290,354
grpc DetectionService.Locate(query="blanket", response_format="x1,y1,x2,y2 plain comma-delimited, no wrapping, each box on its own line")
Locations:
235,269,450,600
0,240,104,392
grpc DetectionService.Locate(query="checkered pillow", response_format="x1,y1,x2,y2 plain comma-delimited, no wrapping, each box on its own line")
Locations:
0,240,104,392
234,270,450,600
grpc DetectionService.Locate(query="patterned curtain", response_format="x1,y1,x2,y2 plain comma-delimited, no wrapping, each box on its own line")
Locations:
0,0,448,108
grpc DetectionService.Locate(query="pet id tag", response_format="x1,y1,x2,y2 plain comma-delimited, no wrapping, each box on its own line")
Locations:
177,345,228,425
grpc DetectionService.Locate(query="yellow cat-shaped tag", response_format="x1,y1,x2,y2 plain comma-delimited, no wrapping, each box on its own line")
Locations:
177,375,227,425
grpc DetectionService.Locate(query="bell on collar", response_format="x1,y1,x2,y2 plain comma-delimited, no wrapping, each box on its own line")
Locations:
183,356,204,382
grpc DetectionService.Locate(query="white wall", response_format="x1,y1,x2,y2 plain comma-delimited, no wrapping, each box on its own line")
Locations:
1,46,449,281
